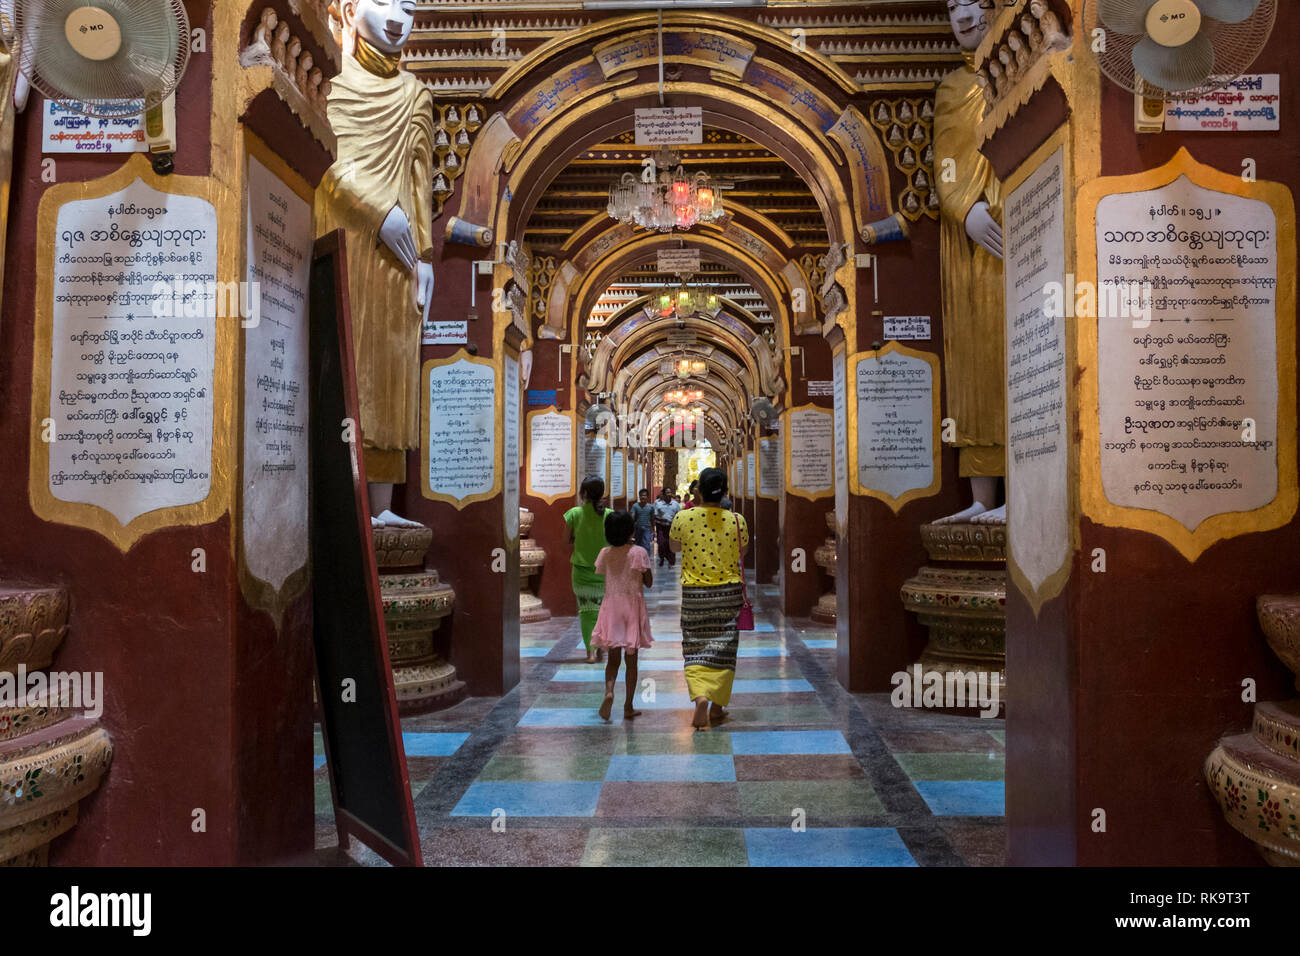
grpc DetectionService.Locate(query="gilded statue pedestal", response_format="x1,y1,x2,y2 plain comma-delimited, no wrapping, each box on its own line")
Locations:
372,524,464,714
900,523,1007,707
0,586,112,867
519,508,550,624
1204,594,1300,866
812,511,837,626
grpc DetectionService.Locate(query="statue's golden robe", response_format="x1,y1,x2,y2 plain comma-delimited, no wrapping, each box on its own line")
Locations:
315,42,434,484
934,56,1005,478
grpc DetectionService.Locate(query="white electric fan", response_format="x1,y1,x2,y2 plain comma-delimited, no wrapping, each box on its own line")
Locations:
1087,0,1276,98
14,0,190,117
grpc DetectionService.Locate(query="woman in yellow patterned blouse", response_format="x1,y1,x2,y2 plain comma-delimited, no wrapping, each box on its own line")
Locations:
669,467,749,729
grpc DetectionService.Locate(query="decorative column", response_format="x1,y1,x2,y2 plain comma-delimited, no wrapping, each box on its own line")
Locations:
519,508,550,623
372,525,463,714
1205,594,1300,866
900,522,1007,703
812,511,837,625
0,586,112,866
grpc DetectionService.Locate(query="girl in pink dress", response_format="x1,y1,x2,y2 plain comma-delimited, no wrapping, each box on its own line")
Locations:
591,510,655,722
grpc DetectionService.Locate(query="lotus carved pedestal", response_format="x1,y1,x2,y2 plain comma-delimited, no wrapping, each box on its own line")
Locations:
1204,594,1300,866
519,508,550,623
372,524,464,714
900,522,1007,707
812,511,837,626
0,586,112,866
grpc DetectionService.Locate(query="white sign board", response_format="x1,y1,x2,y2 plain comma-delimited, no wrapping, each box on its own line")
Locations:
759,437,780,499
855,351,934,501
610,449,626,498
48,177,217,523
1165,75,1280,132
1005,147,1069,593
528,411,575,501
504,355,520,539
883,315,932,341
42,99,148,153
787,407,834,498
635,106,703,146
423,319,468,345
427,359,497,502
658,248,701,274
243,156,311,593
1096,175,1279,530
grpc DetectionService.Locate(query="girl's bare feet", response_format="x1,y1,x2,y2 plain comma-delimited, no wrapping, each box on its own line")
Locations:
585,650,597,664
624,704,642,719
692,697,710,730
709,704,726,724
599,692,614,721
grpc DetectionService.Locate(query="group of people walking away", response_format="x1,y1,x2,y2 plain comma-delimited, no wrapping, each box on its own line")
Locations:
563,467,749,730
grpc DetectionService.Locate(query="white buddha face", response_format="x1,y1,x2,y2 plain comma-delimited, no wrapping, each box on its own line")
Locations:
948,0,993,52
347,0,415,55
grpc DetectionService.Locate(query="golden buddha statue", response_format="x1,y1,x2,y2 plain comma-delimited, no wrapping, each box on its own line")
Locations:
933,0,1006,525
316,0,434,527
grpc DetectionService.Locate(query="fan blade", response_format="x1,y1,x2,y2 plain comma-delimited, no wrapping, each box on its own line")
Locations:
1098,0,1156,34
1193,0,1261,23
1131,30,1214,91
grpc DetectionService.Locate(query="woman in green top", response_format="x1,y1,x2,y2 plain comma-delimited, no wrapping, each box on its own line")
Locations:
565,475,611,663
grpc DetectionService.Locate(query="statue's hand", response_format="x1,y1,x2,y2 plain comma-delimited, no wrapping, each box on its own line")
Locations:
965,201,1004,260
416,261,434,324
379,204,418,272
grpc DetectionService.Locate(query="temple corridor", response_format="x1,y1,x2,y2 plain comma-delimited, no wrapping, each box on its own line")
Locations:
314,563,1006,867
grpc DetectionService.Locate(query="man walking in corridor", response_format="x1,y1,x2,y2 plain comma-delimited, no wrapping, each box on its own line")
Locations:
652,487,680,567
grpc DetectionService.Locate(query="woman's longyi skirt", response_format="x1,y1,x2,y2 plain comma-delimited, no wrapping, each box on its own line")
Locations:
572,564,605,650
680,582,743,706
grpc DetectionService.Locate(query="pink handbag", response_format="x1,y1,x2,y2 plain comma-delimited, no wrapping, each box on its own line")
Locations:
735,513,754,631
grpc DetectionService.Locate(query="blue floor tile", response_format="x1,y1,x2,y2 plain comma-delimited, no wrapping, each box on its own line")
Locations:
313,754,327,771
803,639,836,649
731,679,815,694
605,754,736,782
402,732,470,757
738,647,787,658
729,731,852,755
744,828,917,867
518,708,618,727
451,781,603,817
520,647,551,657
914,781,1005,816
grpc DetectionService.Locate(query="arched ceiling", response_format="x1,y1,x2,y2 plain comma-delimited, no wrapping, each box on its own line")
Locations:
524,129,827,259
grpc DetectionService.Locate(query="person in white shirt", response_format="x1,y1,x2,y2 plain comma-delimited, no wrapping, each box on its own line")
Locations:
651,488,681,567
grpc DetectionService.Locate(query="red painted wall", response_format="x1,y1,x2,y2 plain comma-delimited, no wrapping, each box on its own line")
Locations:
1007,33,1299,865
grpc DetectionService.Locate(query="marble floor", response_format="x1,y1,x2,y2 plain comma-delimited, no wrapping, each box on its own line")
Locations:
315,561,1007,866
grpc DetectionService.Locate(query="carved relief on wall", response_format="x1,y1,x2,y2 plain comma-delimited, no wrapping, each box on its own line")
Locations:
529,255,557,327
869,97,939,222
430,101,485,218
973,0,1072,143
241,5,339,151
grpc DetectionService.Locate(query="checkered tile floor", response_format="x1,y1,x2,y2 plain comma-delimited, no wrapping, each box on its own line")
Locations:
315,560,1006,866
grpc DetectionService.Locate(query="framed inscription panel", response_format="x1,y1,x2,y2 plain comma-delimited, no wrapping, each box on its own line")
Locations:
239,140,314,621
850,343,940,510
421,352,500,508
1078,148,1296,560
1003,136,1074,610
29,155,231,551
785,404,834,500
526,407,575,504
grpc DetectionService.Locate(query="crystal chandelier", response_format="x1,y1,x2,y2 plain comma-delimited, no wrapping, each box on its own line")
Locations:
607,150,725,233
